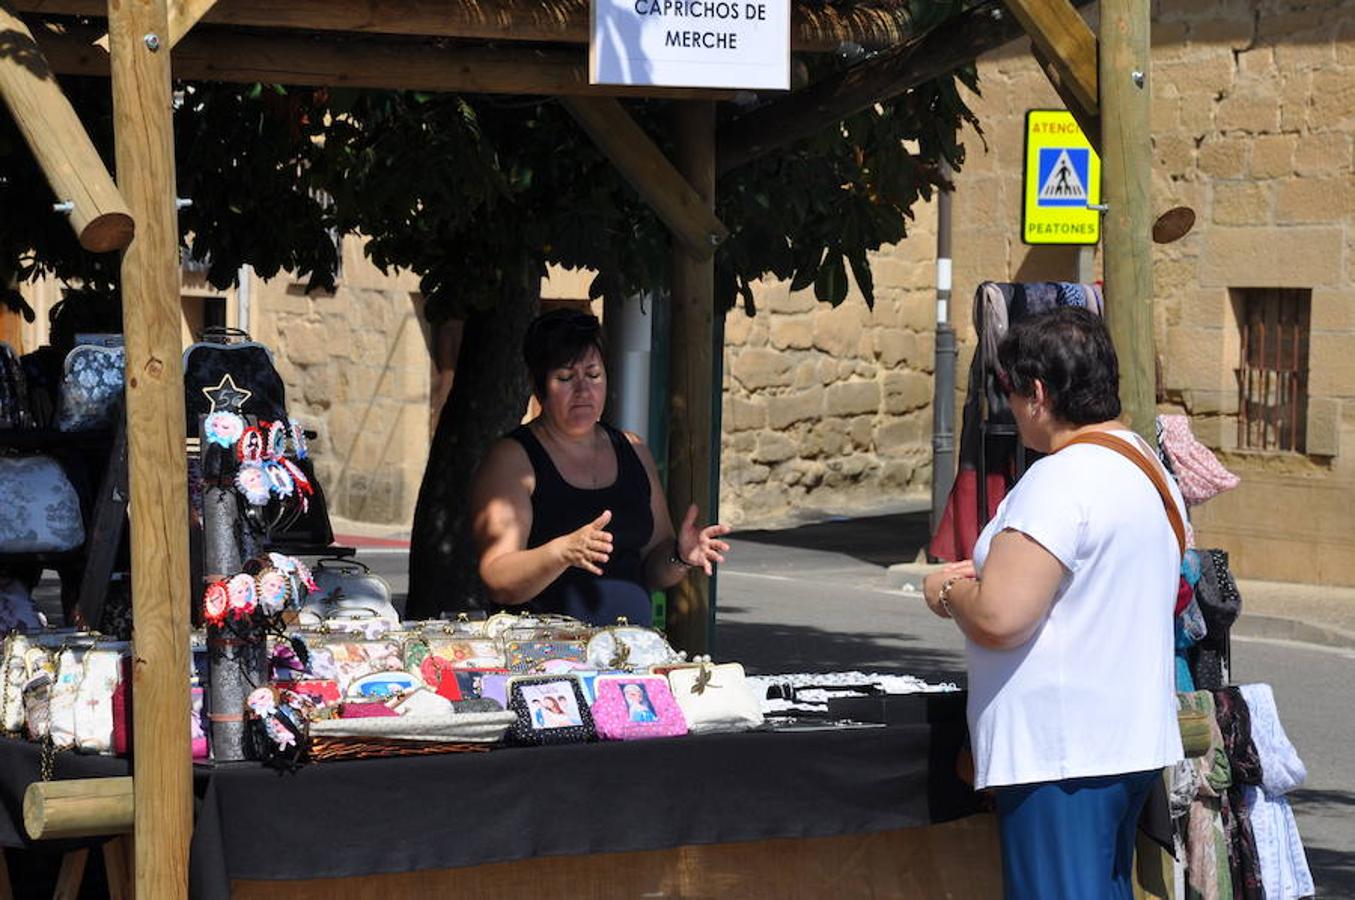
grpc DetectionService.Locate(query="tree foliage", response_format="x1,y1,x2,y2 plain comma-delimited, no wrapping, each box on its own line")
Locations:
1,0,980,321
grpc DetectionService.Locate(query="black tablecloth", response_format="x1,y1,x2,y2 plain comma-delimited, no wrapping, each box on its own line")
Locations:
0,697,976,899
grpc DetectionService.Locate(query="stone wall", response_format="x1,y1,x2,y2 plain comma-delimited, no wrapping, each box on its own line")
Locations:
250,238,431,526
720,260,940,527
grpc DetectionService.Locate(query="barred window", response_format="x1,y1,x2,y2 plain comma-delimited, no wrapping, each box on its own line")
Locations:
1235,288,1310,453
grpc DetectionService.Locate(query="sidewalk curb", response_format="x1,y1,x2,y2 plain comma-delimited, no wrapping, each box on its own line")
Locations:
884,564,1355,652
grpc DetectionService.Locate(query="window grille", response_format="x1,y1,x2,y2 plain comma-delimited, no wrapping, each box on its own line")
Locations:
1235,288,1309,453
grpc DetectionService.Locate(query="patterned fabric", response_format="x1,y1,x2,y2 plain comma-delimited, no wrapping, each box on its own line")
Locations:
0,455,85,552
55,345,125,431
1180,690,1233,900
1191,550,1243,690
1214,687,1266,900
1161,414,1241,507
1238,684,1314,899
0,341,33,430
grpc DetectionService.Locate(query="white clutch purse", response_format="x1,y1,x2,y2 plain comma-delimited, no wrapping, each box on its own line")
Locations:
666,662,764,735
585,622,684,672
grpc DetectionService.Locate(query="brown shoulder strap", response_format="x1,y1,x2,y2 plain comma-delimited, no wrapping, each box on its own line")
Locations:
1058,431,1187,558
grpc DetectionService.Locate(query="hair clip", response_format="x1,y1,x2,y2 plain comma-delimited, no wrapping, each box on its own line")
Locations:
265,420,288,461
293,559,317,594
235,464,271,506
226,573,258,620
203,411,246,449
247,687,277,718
265,461,295,498
237,427,265,464
280,459,312,495
268,552,296,573
203,581,229,627
255,568,292,615
289,419,309,460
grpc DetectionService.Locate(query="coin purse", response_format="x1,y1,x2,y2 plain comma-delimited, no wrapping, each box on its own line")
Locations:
506,639,588,674
590,674,687,741
666,662,765,735
505,674,595,746
585,623,682,671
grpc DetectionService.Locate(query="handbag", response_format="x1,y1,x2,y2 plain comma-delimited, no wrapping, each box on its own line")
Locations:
54,344,124,431
183,330,289,434
666,662,764,735
506,639,588,674
585,621,682,671
0,341,33,430
1,633,30,732
0,454,86,553
590,674,687,741
298,559,398,625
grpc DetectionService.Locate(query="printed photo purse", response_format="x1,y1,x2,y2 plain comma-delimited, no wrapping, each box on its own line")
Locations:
667,662,765,735
505,674,596,746
590,674,687,741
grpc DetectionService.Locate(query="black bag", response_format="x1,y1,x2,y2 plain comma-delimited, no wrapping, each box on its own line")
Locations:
0,341,33,430
183,329,288,436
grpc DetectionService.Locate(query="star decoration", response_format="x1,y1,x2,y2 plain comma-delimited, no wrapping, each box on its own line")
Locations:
202,374,252,414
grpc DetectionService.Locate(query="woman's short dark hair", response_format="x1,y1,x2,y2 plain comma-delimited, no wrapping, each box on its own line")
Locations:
522,308,605,397
997,306,1121,425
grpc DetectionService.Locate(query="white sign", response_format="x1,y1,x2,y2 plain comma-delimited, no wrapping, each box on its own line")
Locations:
590,0,790,91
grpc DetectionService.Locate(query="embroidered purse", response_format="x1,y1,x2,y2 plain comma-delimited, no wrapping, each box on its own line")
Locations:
505,674,596,746
590,674,687,741
0,341,34,430
666,662,765,735
54,344,124,432
0,454,86,553
585,620,683,671
506,639,588,674
183,332,289,436
1,633,30,732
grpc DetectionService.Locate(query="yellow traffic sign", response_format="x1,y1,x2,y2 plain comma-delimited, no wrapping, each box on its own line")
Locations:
1022,109,1101,245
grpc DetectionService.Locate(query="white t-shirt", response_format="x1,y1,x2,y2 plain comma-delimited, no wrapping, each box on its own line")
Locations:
969,430,1186,789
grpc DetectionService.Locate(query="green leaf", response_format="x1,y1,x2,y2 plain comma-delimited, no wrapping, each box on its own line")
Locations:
815,252,848,306
847,251,875,310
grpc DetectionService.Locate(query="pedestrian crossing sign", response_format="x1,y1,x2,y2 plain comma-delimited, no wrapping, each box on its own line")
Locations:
1022,109,1101,245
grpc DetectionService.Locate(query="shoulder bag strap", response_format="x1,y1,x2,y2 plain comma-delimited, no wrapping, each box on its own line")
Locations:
1059,431,1187,559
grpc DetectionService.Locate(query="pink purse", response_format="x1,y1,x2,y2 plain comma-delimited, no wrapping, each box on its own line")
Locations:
590,675,687,741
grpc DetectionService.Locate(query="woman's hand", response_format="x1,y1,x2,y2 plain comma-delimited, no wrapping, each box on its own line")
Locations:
552,510,614,576
922,560,977,619
675,505,732,576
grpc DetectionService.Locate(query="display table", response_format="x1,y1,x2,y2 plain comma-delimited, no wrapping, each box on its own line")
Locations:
0,697,991,898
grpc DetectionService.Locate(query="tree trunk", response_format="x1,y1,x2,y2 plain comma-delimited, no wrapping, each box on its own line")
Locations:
405,277,540,619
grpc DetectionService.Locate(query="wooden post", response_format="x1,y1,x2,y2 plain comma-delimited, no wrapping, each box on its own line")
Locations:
1099,0,1154,438
107,0,192,891
665,101,717,656
0,0,134,252
23,777,134,840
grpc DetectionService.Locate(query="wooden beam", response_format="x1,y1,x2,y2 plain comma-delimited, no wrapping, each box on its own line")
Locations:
664,101,716,656
719,0,1076,177
167,0,215,46
23,777,134,840
0,0,133,252
53,848,89,900
562,97,728,260
108,0,192,892
1000,0,1098,116
34,24,735,99
1030,41,1099,151
15,0,915,52
1099,0,1153,438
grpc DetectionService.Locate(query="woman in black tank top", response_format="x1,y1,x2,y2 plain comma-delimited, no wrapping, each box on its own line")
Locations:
468,309,731,627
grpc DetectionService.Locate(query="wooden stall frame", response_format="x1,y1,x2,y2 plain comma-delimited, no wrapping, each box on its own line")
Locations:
1,0,1149,890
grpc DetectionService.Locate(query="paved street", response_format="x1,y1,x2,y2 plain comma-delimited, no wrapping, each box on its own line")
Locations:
364,511,1354,895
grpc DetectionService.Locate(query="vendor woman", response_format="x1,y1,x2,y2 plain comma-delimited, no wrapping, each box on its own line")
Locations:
468,308,730,626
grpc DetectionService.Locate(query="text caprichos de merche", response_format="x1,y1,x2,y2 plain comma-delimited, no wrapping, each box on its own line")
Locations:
631,0,770,51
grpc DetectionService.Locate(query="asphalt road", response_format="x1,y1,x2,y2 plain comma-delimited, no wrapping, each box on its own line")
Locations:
363,511,1354,897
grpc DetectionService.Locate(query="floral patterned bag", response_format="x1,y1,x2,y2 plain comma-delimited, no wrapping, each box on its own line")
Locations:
55,344,124,431
0,454,85,553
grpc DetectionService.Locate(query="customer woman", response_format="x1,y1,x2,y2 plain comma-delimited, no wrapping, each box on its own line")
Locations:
922,306,1185,900
469,308,729,626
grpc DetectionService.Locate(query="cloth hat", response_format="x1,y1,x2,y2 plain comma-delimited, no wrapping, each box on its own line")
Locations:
1160,414,1240,507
